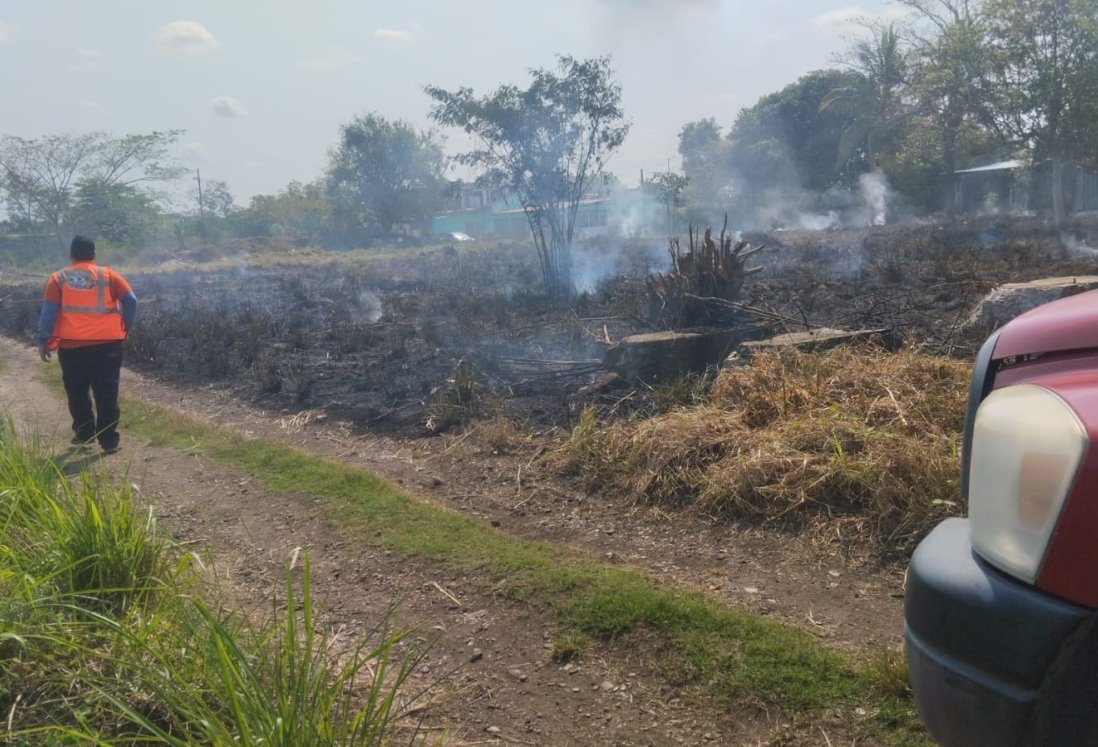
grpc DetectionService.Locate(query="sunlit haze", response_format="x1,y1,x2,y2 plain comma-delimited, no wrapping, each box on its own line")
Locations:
0,0,902,203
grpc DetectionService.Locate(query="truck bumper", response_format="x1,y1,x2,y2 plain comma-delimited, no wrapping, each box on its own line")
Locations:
905,518,1092,747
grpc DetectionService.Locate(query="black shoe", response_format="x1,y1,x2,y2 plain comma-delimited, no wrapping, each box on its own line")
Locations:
101,444,120,455
71,434,94,446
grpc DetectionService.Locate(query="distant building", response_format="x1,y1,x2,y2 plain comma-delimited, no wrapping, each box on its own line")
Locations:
954,160,1098,215
953,160,1026,214
431,184,661,241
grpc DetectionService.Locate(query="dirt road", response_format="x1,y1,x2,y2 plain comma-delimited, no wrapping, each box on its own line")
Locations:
0,337,906,745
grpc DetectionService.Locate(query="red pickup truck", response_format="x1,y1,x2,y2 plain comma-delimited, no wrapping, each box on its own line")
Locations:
905,289,1098,745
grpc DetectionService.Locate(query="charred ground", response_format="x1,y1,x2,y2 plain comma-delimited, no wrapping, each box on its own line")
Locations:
5,215,1094,434
2,216,1097,744
0,217,1090,471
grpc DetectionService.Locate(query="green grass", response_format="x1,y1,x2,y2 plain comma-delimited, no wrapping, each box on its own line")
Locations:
0,414,435,745
120,394,930,744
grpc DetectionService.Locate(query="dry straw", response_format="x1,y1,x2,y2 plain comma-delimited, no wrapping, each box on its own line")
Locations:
563,345,970,554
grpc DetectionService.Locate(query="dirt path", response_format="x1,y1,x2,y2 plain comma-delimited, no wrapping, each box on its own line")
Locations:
0,338,904,745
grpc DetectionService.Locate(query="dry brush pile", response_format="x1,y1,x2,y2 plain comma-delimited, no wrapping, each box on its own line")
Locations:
645,222,764,328
558,344,970,554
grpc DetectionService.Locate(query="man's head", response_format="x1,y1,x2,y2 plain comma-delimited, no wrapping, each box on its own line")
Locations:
70,235,95,261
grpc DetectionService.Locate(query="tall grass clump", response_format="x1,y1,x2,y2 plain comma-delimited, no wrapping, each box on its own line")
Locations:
0,420,436,744
555,345,970,552
97,555,436,746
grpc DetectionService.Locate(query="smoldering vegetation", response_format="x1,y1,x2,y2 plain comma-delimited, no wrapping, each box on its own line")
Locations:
0,240,647,433
3,216,1098,554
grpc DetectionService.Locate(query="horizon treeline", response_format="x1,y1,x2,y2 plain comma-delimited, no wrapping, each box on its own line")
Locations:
1,0,1095,260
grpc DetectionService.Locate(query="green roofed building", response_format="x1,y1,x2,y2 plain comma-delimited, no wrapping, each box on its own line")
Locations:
431,183,662,242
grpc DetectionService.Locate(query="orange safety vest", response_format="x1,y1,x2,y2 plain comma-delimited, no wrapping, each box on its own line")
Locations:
51,264,126,343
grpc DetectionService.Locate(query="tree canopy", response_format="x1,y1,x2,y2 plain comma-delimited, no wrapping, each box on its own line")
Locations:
0,130,184,246
676,119,732,217
325,113,446,236
426,54,630,297
692,0,1098,223
983,0,1098,222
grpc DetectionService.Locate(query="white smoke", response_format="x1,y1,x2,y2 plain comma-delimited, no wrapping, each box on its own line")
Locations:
354,290,383,322
858,170,890,226
571,239,668,293
1061,233,1098,257
793,210,841,231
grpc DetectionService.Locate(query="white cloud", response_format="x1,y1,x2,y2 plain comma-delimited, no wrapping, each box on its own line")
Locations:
157,21,218,54
209,96,249,118
70,47,104,72
77,99,103,113
0,21,10,46
374,28,413,42
297,46,363,72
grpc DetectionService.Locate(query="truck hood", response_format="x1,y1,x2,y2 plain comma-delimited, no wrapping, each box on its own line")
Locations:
992,288,1098,360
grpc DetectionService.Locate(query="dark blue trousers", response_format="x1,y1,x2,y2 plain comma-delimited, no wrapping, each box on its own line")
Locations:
58,340,123,449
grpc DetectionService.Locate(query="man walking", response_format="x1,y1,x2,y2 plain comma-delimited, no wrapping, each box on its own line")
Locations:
36,235,137,454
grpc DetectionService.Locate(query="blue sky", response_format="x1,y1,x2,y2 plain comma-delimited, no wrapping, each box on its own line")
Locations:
0,0,905,203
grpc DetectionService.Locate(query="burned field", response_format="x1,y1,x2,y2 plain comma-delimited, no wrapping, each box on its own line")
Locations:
140,221,1098,411
3,216,1097,553
4,217,1098,744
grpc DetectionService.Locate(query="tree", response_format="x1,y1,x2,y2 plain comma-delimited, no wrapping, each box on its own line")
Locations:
426,55,630,298
197,179,235,219
983,0,1098,224
0,130,184,246
91,130,187,187
821,24,911,169
230,180,339,245
644,171,690,236
677,119,732,213
728,69,867,192
71,179,160,243
900,0,1005,213
326,113,445,236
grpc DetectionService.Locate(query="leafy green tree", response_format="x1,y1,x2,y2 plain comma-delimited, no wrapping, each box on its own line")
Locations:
821,24,911,170
677,119,732,214
198,179,235,219
426,55,630,298
679,119,723,172
232,180,332,241
0,130,184,246
93,130,187,186
983,0,1098,223
71,179,160,244
900,0,1006,213
326,113,445,236
728,69,867,191
0,132,101,244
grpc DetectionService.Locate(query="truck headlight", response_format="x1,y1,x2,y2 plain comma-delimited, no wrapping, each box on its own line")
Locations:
968,384,1087,583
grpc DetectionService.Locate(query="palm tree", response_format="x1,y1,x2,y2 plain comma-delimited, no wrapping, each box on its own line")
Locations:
820,24,910,169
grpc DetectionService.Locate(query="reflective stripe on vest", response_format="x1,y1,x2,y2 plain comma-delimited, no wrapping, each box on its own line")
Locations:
57,267,119,315
52,265,125,342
